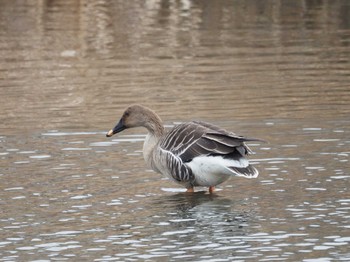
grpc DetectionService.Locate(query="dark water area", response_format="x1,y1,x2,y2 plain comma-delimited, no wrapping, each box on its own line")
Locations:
1,0,349,261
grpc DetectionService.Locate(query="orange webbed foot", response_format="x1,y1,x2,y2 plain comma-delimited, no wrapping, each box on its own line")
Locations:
186,187,194,193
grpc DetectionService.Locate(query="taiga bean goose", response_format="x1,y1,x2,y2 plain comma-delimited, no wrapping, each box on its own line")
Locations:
106,105,263,193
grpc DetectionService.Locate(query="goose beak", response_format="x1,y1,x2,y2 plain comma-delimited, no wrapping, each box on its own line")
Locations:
106,119,126,137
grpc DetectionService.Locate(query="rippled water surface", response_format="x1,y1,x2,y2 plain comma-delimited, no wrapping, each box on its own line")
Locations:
1,1,350,261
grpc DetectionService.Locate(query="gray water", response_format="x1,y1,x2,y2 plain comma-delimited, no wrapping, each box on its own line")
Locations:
1,1,350,261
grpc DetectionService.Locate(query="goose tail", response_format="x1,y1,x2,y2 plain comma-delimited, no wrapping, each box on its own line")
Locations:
227,165,259,178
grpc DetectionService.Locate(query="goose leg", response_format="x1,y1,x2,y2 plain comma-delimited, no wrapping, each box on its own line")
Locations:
209,186,215,194
186,187,194,193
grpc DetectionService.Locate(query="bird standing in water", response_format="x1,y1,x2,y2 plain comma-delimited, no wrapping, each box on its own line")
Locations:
106,105,262,193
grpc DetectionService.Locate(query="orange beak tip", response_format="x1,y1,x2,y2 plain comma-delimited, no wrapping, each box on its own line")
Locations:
106,129,114,137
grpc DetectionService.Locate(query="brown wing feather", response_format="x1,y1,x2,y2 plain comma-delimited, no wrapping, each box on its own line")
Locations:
160,121,262,163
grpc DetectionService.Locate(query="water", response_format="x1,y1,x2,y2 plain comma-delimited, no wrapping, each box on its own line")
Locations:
1,0,350,261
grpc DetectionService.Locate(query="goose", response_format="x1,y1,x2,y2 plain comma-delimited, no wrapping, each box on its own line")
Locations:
106,104,263,193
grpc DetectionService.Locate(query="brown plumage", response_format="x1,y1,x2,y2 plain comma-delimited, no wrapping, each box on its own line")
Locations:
107,104,263,193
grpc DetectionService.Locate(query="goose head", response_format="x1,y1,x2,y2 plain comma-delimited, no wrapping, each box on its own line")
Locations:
106,104,164,137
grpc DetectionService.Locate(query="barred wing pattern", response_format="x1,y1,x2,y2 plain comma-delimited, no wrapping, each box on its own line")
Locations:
158,121,259,183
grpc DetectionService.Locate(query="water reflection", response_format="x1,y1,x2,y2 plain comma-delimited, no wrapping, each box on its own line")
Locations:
103,193,258,261
1,0,350,134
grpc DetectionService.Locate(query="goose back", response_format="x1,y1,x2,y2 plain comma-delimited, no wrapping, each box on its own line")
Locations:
159,121,256,163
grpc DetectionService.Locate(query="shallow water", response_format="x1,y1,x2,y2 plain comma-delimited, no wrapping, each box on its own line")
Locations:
1,1,350,261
